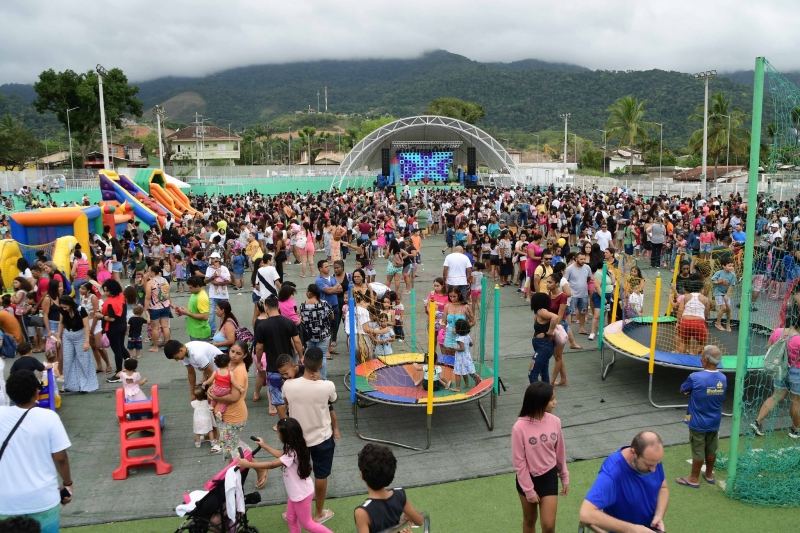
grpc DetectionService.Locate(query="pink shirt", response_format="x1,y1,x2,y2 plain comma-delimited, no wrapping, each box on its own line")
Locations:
526,243,543,276
769,328,800,368
280,452,314,502
511,413,569,499
279,298,299,323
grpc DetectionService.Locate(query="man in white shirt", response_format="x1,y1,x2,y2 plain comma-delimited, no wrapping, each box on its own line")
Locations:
0,371,73,531
204,252,230,332
595,224,613,251
256,254,281,299
164,340,220,400
443,246,473,301
282,347,337,524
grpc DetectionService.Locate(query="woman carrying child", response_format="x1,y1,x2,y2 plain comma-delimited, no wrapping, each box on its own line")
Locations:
206,340,251,461
203,352,246,420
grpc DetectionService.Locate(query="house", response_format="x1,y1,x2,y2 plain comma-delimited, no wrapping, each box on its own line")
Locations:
504,148,522,164
606,149,646,173
298,145,345,165
83,142,150,169
167,125,242,165
672,165,744,182
36,150,70,170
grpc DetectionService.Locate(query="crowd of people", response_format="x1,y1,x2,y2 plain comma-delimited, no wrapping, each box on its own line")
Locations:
1,181,799,533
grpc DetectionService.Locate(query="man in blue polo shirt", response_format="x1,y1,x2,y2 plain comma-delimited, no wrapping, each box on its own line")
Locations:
731,223,746,244
676,345,727,488
580,431,669,533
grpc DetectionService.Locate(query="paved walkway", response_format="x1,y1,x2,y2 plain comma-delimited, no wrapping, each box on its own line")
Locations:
5,237,741,527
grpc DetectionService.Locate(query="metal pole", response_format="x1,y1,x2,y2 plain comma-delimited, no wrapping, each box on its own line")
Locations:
648,274,662,374
598,129,607,178
493,284,500,395
348,286,356,405
598,263,608,350
702,77,710,197
426,300,436,415
728,56,765,488
561,114,570,182
97,70,110,170
479,275,488,366
66,106,77,178
195,112,201,181
156,106,165,171
409,288,416,351
727,114,731,169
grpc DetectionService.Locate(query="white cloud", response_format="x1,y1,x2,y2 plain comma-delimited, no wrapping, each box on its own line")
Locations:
0,0,797,85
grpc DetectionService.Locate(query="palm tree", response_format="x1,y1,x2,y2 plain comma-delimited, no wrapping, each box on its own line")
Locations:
605,96,654,177
297,126,318,165
688,92,750,173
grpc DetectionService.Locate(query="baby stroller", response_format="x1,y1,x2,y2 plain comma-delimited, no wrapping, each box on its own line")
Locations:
174,441,262,533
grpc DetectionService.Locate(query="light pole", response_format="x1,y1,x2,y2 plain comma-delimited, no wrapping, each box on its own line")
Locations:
228,123,234,167
560,113,571,181
66,106,79,178
570,133,579,166
654,123,663,180
693,70,717,197
96,64,110,170
533,134,540,158
720,114,731,169
597,129,607,178
155,105,165,171
288,128,292,175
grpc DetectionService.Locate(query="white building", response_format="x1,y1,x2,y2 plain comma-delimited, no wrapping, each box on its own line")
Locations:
167,125,242,165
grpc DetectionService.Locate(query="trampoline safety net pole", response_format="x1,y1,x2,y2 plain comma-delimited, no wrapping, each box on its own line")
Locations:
427,300,436,415
493,283,500,395
348,286,356,405
409,288,416,351
598,263,608,350
648,273,662,374
611,254,624,324
665,253,682,316
728,56,765,485
479,275,488,366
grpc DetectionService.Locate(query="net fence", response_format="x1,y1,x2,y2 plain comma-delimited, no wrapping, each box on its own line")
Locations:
718,59,800,508
346,280,496,405
18,241,56,270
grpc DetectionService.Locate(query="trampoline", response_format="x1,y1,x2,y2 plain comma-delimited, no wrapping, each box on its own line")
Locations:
344,352,497,450
600,316,766,412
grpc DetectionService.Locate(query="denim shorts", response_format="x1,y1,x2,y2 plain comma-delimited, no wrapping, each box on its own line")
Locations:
127,337,143,350
112,261,123,273
775,367,800,394
268,372,285,406
148,306,171,320
701,243,712,253
591,292,613,310
571,297,588,314
251,292,260,303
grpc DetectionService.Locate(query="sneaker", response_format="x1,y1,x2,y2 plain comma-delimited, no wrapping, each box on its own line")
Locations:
293,260,301,265
195,442,202,448
750,421,765,436
790,427,800,439
106,376,121,383
588,333,596,341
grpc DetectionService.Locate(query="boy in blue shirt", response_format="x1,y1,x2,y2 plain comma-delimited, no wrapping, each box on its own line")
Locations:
231,249,246,290
710,258,736,332
676,345,727,488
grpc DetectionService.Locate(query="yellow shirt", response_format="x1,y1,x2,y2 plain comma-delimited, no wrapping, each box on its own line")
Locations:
246,240,263,261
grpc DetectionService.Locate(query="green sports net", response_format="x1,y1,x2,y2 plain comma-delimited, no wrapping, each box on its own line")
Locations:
719,59,800,508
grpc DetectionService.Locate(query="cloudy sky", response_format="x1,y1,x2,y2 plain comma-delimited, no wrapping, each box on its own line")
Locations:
0,0,796,85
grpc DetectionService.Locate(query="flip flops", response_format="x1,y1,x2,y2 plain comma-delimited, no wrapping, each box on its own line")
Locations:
675,477,700,488
704,476,716,485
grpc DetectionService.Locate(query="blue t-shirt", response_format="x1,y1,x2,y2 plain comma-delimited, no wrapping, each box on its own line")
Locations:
680,370,727,432
584,447,665,529
732,230,746,242
232,255,246,275
315,275,339,308
710,270,736,296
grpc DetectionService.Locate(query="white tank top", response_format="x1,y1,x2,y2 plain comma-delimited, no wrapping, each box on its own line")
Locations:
683,293,705,319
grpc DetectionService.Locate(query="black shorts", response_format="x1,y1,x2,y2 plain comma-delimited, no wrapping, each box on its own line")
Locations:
515,466,559,497
308,435,335,479
491,256,500,266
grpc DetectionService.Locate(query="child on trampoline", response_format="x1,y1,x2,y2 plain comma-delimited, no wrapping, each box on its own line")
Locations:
711,258,736,332
413,356,451,391
451,319,481,391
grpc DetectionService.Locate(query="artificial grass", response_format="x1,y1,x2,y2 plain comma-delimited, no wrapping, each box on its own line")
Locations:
65,441,797,533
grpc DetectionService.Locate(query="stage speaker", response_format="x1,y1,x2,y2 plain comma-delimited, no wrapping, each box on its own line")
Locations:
467,147,476,175
381,148,390,177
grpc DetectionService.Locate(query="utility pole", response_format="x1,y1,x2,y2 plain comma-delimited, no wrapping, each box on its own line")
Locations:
66,106,79,178
155,105,165,171
288,128,292,175
598,129,607,178
195,112,201,180
720,114,731,169
560,113,571,181
317,90,320,114
324,86,328,113
654,123,663,180
96,65,110,170
694,70,717,197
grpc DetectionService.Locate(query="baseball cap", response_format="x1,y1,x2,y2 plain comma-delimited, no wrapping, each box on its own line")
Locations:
209,252,222,258
770,223,779,228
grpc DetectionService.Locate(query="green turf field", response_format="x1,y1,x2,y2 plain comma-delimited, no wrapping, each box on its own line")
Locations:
65,440,796,533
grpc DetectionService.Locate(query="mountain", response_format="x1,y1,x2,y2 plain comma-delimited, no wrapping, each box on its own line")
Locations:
1,50,763,148
722,69,800,88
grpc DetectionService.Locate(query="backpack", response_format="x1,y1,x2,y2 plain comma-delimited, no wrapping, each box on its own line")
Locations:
155,277,170,302
96,260,112,283
234,322,254,348
57,271,72,295
763,329,795,381
0,330,17,359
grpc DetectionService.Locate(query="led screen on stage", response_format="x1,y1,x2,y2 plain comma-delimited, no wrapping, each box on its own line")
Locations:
398,151,453,181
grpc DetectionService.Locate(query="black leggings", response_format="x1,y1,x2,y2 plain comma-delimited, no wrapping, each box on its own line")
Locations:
276,251,287,282
107,325,130,373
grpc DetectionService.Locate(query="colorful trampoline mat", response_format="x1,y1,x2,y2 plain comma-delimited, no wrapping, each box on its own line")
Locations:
602,319,764,371
354,352,495,404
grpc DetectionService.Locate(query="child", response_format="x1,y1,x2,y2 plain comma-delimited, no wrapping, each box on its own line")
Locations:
354,443,425,533
388,291,404,341
203,352,245,419
278,283,301,326
413,357,451,390
191,385,217,448
276,353,341,440
451,319,481,391
376,222,386,258
120,358,148,401
174,254,187,293
626,284,644,318
711,258,736,332
9,341,52,376
237,419,333,533
44,333,63,381
471,262,485,317
127,305,147,359
232,249,246,290
373,313,396,356
22,292,42,352
489,238,500,281
442,223,455,255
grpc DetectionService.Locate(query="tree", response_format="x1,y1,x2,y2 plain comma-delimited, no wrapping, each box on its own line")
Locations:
688,92,749,173
356,117,395,144
425,97,485,124
297,126,318,164
605,96,655,177
0,115,42,170
32,68,143,160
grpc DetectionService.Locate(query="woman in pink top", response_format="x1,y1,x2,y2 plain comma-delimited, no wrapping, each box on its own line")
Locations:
511,382,569,533
525,234,544,300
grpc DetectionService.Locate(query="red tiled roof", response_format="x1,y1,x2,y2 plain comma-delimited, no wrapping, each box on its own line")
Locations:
167,125,243,141
672,166,743,182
